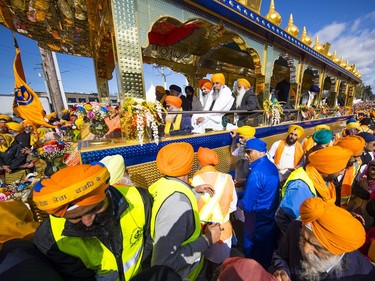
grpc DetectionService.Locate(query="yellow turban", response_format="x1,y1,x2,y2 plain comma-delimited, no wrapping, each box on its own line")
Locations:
33,164,110,217
100,155,125,185
236,126,256,138
0,114,12,121
346,122,360,129
23,120,34,128
300,197,365,255
166,96,182,108
315,124,330,131
156,142,194,177
155,86,166,94
237,78,251,89
309,146,352,174
6,122,23,132
198,79,212,90
334,136,365,156
211,73,225,85
288,125,304,138
197,147,220,166
0,133,15,152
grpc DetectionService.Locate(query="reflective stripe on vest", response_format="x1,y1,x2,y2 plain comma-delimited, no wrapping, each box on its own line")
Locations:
148,177,204,281
281,167,317,198
50,186,145,281
341,162,360,208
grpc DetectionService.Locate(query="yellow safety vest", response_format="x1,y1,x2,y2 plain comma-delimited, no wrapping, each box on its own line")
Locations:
148,177,204,281
50,186,146,281
281,167,317,198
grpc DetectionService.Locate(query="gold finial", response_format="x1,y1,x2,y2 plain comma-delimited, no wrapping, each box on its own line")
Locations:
345,61,351,71
340,57,346,68
313,36,323,52
327,51,332,59
300,26,312,45
333,51,341,64
266,0,282,26
285,14,299,37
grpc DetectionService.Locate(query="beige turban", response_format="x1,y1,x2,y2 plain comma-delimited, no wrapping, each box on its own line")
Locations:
100,154,126,185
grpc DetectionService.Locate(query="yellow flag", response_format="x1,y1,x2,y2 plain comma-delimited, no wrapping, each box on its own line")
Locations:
12,47,55,128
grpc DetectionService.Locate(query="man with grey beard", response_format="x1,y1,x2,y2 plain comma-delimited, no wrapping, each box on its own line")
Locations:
270,197,375,281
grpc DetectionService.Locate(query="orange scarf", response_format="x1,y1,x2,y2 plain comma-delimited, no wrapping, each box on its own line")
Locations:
274,140,304,168
305,164,336,204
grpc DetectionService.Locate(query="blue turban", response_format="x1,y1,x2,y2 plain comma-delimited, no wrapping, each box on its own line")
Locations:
245,138,267,152
310,85,320,92
358,132,375,143
169,84,182,93
312,129,333,145
346,117,357,124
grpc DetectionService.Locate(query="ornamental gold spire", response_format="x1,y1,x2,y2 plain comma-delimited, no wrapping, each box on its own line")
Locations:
266,0,282,26
300,26,312,45
285,14,299,37
313,36,323,52
332,51,341,64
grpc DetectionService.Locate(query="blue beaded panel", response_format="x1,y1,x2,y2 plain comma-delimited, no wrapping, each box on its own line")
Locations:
81,116,349,166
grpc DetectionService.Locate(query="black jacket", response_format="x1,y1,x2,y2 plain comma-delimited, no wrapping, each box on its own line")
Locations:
0,141,27,172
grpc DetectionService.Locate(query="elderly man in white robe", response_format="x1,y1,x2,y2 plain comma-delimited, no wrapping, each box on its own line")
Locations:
192,73,234,132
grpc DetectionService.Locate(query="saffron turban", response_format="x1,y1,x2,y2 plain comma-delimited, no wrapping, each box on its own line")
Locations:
100,154,125,185
23,120,33,128
0,133,15,152
155,86,166,94
166,96,182,108
198,79,212,90
237,78,250,89
334,136,365,156
236,126,256,138
300,197,365,255
156,142,194,177
312,129,332,145
6,122,23,132
308,146,352,174
33,164,110,217
169,84,182,93
288,125,304,138
211,73,225,85
245,138,267,152
197,147,219,166
315,124,330,131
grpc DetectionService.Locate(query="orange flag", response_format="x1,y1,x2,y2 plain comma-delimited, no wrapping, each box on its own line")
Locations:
12,40,55,128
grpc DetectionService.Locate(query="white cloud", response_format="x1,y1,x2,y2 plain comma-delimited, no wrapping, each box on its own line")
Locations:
313,12,375,91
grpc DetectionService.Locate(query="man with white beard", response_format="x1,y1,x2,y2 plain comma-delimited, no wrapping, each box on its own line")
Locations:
232,78,261,127
192,73,234,132
270,197,375,281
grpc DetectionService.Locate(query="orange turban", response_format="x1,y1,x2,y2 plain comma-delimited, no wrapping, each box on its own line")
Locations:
237,78,250,89
23,120,33,128
6,122,23,132
288,125,304,138
198,79,212,90
155,86,166,94
300,197,365,255
0,114,12,121
197,147,219,166
33,164,110,217
315,124,330,131
308,146,352,174
236,126,256,138
211,73,225,85
166,96,182,108
334,136,365,156
156,142,194,177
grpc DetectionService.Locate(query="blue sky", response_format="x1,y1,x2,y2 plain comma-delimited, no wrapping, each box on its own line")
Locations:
1,0,375,97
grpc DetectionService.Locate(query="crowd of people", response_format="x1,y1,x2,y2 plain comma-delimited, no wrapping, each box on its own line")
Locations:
2,91,375,280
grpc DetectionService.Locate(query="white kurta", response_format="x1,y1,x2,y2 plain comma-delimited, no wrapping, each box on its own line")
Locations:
192,85,234,132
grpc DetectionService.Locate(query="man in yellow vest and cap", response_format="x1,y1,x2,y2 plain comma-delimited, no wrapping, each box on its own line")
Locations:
149,142,222,280
33,162,154,281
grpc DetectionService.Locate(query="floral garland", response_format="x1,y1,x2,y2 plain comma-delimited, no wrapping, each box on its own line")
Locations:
263,99,283,125
121,98,165,145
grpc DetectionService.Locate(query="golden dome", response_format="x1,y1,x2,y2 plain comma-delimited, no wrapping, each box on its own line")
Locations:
300,26,312,45
265,0,282,26
285,14,299,37
313,36,323,52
